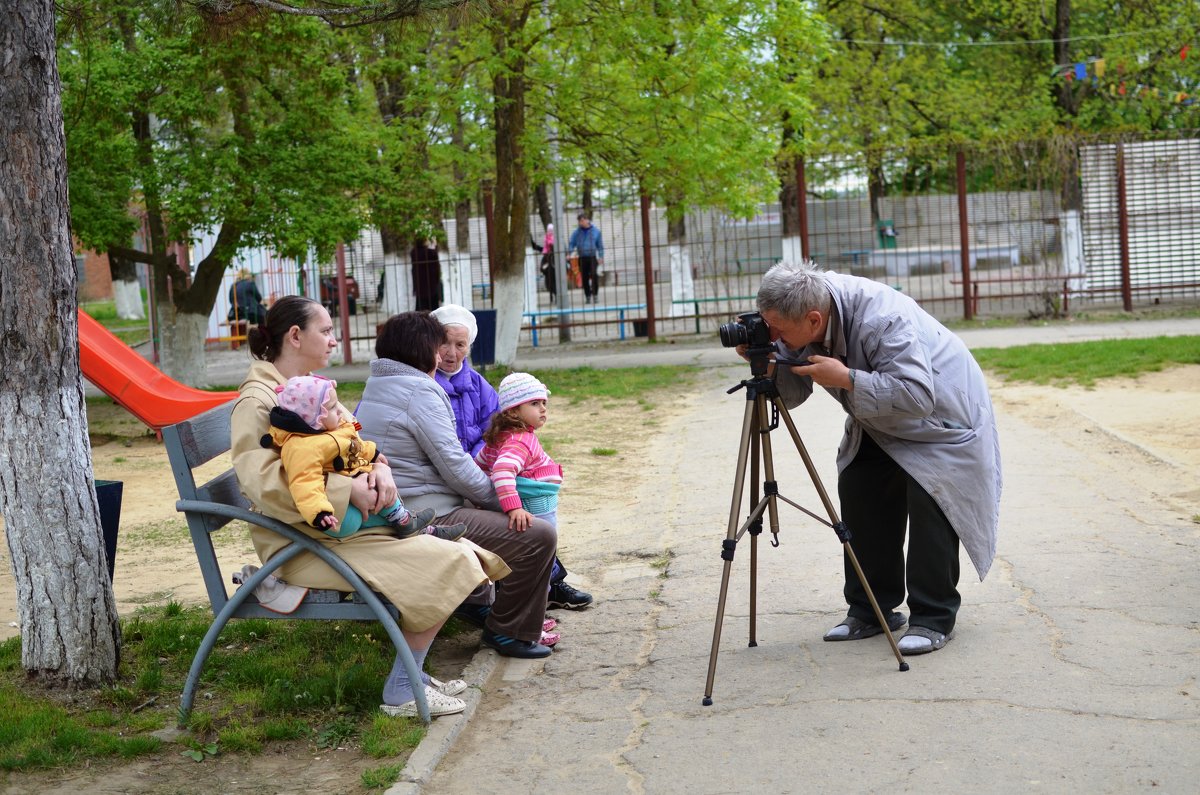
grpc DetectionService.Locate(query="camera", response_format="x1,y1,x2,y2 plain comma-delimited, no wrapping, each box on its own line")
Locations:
718,311,771,349
719,311,775,377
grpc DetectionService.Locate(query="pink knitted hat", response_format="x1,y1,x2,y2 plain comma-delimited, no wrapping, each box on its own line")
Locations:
276,375,337,430
497,372,549,413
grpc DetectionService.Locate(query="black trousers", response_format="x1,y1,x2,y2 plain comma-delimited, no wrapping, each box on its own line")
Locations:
541,258,557,299
579,255,600,299
838,431,961,635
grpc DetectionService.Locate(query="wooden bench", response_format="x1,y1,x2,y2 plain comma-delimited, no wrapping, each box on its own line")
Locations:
162,403,431,724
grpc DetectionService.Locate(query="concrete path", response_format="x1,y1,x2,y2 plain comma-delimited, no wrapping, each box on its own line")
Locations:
422,365,1199,794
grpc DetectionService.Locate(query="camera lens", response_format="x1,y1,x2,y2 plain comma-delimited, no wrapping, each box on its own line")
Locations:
718,321,747,348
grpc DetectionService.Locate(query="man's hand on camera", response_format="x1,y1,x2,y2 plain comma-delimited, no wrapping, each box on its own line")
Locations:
789,354,853,390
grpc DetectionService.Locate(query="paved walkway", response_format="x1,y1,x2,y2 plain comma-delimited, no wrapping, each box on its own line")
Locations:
418,364,1199,794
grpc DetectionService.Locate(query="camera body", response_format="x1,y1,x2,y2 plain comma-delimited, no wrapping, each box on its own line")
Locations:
718,311,771,349
719,311,775,376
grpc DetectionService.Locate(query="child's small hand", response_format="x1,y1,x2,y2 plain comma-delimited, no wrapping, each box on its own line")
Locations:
507,508,533,532
320,514,339,530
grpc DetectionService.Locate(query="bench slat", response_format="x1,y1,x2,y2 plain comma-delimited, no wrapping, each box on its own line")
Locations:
172,403,234,470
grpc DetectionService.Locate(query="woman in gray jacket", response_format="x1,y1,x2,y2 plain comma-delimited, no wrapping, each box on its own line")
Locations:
357,312,557,659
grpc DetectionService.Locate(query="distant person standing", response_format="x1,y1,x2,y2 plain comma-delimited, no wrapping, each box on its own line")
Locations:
568,213,604,304
539,224,557,301
411,240,442,312
228,269,268,326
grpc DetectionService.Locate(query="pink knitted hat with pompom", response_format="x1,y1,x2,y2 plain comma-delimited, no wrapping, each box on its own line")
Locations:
276,375,337,430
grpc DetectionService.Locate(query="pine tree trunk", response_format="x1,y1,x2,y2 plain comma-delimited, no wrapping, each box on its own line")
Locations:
0,0,122,684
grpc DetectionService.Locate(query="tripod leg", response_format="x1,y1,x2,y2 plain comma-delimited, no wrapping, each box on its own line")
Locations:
772,397,910,672
749,407,760,648
704,398,760,705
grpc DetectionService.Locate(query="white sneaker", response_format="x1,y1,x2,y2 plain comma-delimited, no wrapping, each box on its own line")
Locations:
381,685,465,718
427,675,468,697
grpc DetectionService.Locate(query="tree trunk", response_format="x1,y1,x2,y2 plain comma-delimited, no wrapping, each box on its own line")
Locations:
0,0,121,684
581,178,594,217
452,112,473,255
1052,0,1083,212
158,311,211,385
488,0,534,364
533,183,551,229
109,252,145,320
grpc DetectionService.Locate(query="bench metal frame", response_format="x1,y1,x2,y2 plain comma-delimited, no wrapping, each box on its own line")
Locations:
162,403,429,724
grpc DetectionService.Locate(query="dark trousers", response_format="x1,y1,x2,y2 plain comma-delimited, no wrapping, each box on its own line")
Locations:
838,431,961,635
579,255,599,299
541,259,557,300
439,507,557,642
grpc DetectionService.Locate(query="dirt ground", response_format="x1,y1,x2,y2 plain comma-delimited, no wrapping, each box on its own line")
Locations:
2,365,1199,793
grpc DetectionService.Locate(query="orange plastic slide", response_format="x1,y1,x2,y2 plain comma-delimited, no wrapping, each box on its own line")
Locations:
78,309,238,431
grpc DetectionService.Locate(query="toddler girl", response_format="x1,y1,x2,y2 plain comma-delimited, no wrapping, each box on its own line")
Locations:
476,373,564,646
265,375,465,541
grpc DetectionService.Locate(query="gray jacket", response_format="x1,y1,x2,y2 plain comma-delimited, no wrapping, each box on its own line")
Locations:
774,272,1002,580
356,358,502,516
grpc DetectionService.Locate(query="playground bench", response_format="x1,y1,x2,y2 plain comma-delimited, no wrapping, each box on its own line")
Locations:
523,303,646,347
162,403,431,724
950,272,1085,316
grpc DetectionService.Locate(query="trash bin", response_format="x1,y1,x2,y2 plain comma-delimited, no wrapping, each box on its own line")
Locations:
633,320,649,338
94,480,123,584
876,220,898,249
472,308,497,366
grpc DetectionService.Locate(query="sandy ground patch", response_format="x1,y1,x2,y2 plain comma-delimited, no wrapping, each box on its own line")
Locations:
990,365,1200,518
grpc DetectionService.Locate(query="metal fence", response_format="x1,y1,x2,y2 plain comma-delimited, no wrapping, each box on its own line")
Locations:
194,131,1200,353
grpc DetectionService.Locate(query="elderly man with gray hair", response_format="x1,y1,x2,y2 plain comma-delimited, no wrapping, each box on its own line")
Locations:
755,260,1001,654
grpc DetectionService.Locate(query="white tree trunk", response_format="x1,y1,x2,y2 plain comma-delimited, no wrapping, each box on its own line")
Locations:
443,252,473,309
492,271,526,366
669,244,694,317
0,0,121,684
112,278,145,320
157,308,210,387
781,235,803,265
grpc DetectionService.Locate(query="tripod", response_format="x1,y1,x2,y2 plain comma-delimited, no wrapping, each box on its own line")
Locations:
702,371,908,707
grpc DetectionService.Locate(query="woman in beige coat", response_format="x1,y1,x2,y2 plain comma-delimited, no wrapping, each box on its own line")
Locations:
231,296,510,717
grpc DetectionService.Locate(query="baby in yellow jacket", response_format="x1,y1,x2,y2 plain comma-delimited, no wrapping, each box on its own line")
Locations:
264,375,465,541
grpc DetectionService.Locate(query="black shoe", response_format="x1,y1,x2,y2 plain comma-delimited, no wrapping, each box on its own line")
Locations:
547,581,593,610
481,630,552,659
452,602,491,629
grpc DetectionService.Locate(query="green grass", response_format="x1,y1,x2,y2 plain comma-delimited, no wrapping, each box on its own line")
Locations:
361,762,404,790
590,447,618,456
0,602,421,773
972,336,1200,387
482,365,696,404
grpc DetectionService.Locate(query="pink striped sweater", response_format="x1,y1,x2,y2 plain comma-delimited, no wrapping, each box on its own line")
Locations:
475,430,563,513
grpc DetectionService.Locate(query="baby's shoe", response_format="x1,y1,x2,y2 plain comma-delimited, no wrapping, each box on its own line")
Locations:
542,616,558,632
390,507,437,538
424,522,467,542
540,630,561,647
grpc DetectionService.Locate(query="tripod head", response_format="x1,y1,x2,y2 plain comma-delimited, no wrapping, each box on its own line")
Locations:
727,371,782,401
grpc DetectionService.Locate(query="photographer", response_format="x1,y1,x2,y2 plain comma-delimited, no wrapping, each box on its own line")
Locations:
751,261,1001,655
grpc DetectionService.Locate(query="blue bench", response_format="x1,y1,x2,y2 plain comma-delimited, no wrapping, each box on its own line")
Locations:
523,304,647,346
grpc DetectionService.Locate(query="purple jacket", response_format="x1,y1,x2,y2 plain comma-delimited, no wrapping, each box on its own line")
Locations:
435,362,500,458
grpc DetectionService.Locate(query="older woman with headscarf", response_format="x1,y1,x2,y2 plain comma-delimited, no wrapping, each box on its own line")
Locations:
430,305,498,458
